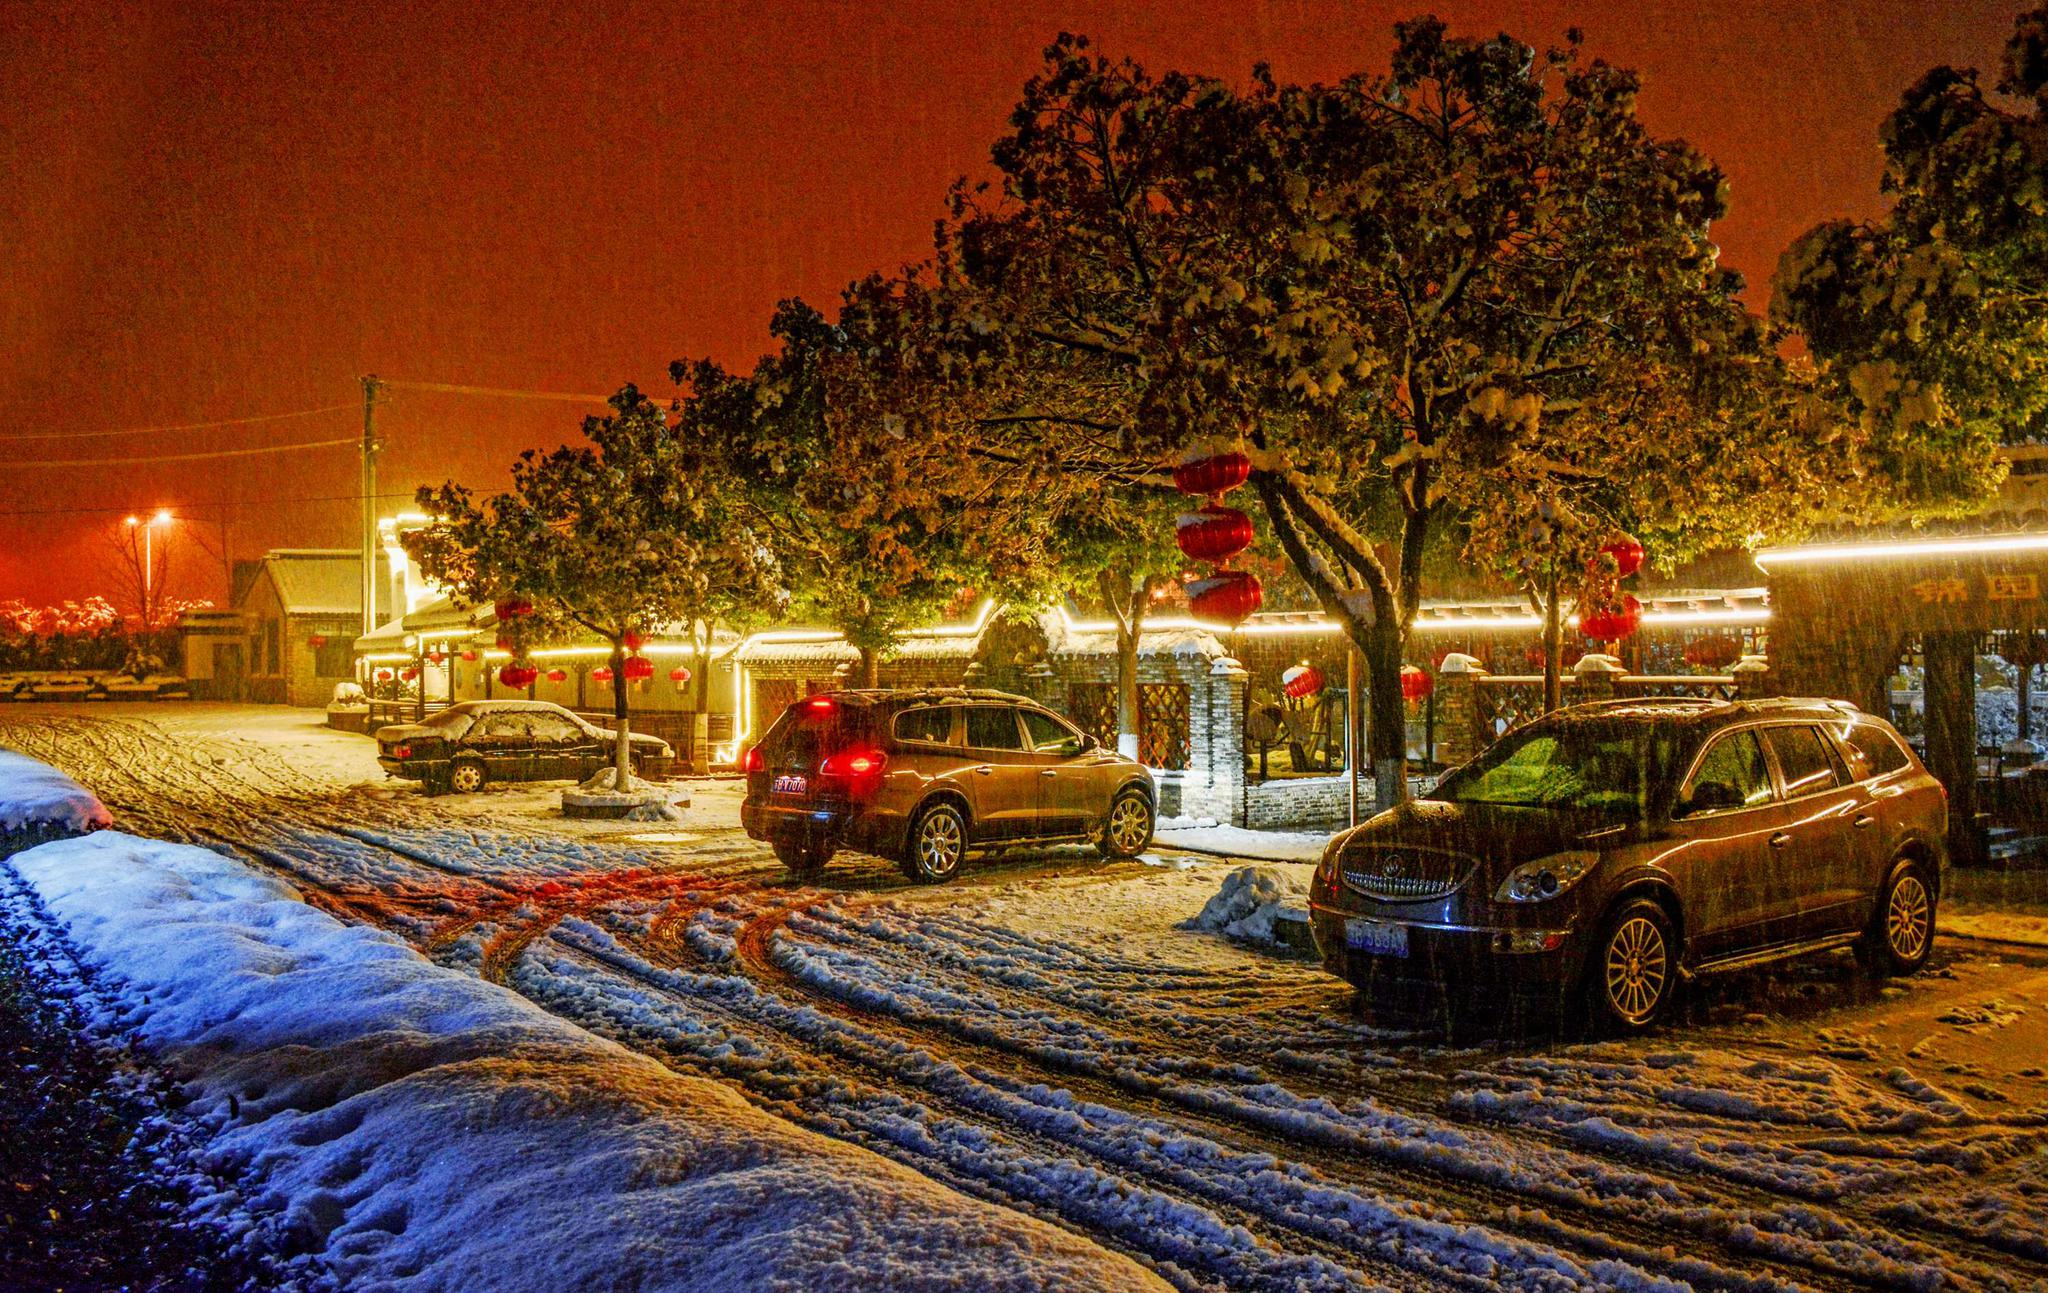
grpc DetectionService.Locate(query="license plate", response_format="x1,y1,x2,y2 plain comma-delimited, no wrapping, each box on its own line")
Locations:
1345,918,1409,959
771,774,808,796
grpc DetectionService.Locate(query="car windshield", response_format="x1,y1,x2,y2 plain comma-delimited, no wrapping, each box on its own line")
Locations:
759,698,873,764
1434,719,1683,816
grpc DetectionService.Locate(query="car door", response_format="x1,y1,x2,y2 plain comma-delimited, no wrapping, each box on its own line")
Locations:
1667,727,1794,962
1020,708,1096,836
1760,722,1867,940
466,713,531,779
961,705,1038,839
526,710,598,781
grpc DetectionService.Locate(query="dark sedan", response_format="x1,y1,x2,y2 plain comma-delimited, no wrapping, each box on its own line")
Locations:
1310,698,1947,1033
375,700,672,794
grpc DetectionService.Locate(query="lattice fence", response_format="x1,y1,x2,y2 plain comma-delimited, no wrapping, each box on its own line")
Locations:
1139,682,1191,770
1066,682,1119,747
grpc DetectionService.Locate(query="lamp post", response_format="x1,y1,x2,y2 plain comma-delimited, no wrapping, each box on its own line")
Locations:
124,510,174,627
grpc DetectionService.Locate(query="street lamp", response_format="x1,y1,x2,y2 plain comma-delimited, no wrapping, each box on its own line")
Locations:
126,511,174,626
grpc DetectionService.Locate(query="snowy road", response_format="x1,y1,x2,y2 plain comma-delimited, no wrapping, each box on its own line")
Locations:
7,704,2048,1293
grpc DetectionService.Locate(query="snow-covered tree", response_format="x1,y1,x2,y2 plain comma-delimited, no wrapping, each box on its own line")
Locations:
1774,5,2048,509
934,21,1833,806
407,386,778,784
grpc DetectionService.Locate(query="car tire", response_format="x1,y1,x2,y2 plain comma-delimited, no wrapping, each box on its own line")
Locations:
1859,858,1936,977
447,758,487,795
901,801,968,884
774,837,832,880
1586,899,1677,1035
1096,787,1153,859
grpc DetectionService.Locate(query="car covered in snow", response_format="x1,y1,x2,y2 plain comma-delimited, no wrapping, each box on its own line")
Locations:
1310,698,1947,1033
374,700,672,794
739,688,1156,881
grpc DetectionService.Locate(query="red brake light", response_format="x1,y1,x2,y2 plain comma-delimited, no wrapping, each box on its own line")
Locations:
392,743,412,760
806,696,836,712
741,745,764,774
820,748,888,779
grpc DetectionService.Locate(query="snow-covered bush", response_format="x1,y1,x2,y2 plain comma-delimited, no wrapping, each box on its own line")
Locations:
1182,865,1309,946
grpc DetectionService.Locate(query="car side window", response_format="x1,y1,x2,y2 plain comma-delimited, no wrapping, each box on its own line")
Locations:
1843,722,1912,778
526,714,587,745
964,706,1025,751
470,715,525,745
1681,730,1774,814
1765,725,1845,798
1021,710,1084,757
894,706,954,746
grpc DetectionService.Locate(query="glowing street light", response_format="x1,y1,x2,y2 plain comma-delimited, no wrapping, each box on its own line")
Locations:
126,510,175,624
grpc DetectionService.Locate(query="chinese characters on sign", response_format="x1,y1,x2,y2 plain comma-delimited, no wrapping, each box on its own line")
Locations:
1910,573,2042,606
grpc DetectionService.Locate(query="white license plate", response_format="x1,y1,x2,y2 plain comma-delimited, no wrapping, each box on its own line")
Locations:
772,774,808,795
1345,918,1409,959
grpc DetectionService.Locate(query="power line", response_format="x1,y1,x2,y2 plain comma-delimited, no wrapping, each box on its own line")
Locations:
0,403,353,442
0,492,420,521
382,380,613,404
15,437,359,469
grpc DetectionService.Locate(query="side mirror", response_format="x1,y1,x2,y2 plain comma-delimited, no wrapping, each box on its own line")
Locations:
1079,733,1099,753
1681,782,1741,815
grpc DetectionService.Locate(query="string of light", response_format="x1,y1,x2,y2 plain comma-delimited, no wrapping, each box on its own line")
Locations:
0,404,354,441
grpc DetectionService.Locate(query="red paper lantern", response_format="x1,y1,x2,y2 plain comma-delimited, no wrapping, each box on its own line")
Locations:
1600,537,1645,578
1281,664,1325,699
307,634,328,649
1400,664,1433,701
590,666,614,684
1173,451,1252,497
669,665,693,685
623,655,655,682
399,667,418,682
1175,505,1255,564
494,597,534,620
374,668,393,682
498,663,539,689
1187,570,1263,623
546,667,568,683
1579,594,1643,642
623,629,647,653
495,635,513,652
460,649,478,662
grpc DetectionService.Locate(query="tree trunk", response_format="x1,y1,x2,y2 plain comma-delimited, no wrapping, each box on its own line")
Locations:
1363,618,1407,813
692,620,714,773
610,640,632,785
858,645,880,688
1542,557,1563,713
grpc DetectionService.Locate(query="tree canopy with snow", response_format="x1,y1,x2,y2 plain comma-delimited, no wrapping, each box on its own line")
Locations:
1774,4,2048,512
925,19,1836,803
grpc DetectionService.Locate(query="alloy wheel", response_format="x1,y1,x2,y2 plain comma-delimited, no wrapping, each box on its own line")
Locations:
918,810,964,878
1108,795,1150,854
1603,915,1669,1026
1886,874,1931,962
450,763,484,794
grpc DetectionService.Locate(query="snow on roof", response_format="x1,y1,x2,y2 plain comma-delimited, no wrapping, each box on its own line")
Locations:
353,612,411,650
258,549,363,616
10,831,1169,1293
1048,621,1228,660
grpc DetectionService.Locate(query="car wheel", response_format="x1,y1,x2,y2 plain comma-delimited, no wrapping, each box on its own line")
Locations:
1587,899,1676,1034
447,758,487,795
901,801,968,884
1097,787,1153,859
773,837,831,880
1860,858,1936,977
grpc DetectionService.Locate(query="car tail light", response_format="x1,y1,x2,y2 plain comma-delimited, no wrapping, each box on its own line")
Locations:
821,748,887,777
805,696,836,713
391,743,412,760
741,745,764,774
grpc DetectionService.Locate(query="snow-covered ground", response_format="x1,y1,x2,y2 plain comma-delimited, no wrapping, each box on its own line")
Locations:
8,829,1162,1291
5,703,2048,1292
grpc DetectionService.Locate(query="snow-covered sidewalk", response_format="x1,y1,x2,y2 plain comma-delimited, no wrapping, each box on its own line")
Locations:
9,829,1164,1292
1153,818,1330,862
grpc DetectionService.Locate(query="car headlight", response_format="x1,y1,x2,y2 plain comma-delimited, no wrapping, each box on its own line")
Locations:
1495,851,1598,903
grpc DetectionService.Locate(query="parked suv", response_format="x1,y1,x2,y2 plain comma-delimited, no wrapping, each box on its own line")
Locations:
740,689,1156,882
1310,698,1946,1033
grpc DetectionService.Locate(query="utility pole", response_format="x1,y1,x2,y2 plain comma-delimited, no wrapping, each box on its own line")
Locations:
361,376,382,636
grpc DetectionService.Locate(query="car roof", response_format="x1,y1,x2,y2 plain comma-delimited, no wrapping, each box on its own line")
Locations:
1553,696,1871,732
444,700,578,716
807,687,1039,708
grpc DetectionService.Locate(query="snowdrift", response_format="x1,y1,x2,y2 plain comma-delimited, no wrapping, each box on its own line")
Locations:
1181,864,1311,946
0,747,111,839
12,831,1167,1292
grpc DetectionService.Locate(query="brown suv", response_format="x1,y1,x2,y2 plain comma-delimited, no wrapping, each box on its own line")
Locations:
740,689,1157,882
1310,698,1947,1033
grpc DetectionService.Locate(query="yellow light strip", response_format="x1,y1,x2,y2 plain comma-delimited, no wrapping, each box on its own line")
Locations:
1058,603,1768,637
1754,532,2048,568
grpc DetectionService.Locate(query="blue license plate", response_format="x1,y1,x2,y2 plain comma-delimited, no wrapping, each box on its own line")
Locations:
1345,918,1409,958
772,774,808,796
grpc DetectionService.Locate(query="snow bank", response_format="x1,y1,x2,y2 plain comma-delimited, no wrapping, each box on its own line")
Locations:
1181,864,1311,945
1154,822,1329,863
11,831,1168,1293
0,747,111,837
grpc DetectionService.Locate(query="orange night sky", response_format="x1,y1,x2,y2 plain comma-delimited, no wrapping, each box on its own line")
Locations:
0,1,2022,609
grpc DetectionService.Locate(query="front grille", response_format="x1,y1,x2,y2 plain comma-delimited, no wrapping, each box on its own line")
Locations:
1340,846,1474,901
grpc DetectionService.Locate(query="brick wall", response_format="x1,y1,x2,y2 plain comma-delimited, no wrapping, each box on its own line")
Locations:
1244,774,1363,831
